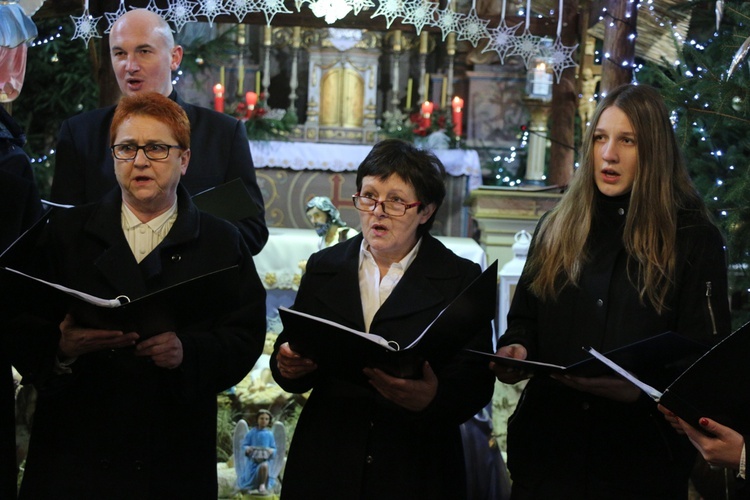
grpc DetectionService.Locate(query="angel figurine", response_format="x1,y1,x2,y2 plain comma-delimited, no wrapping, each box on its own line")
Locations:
234,410,286,496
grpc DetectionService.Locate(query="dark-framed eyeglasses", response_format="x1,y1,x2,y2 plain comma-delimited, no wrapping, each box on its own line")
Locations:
352,194,421,217
111,143,183,161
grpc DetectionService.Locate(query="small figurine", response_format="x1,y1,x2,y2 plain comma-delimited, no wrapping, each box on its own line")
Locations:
305,196,357,250
236,409,278,495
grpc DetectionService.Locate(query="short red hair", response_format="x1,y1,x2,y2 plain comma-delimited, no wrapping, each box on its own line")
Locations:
110,92,190,149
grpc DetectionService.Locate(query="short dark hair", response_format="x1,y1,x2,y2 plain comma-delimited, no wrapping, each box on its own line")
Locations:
355,139,446,236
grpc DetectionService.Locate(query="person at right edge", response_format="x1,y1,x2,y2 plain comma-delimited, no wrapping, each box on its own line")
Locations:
271,139,495,499
492,83,731,499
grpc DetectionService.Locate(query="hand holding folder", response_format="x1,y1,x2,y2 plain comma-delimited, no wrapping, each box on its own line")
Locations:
585,322,750,435
280,261,498,381
469,331,709,381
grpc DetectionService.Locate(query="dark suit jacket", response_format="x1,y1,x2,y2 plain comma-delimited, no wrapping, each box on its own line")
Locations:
52,91,268,254
271,234,495,499
0,169,42,500
14,186,266,499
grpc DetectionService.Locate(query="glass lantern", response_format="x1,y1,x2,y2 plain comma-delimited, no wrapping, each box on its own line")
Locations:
525,40,553,101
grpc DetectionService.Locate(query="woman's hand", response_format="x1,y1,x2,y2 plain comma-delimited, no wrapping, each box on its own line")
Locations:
58,313,138,358
657,404,684,433
550,373,640,403
491,343,531,384
363,361,438,412
135,331,183,369
674,415,745,469
276,342,317,379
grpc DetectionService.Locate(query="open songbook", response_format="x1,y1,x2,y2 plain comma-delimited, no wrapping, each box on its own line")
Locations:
467,331,709,379
1,265,241,338
0,207,241,338
585,322,750,434
279,261,498,381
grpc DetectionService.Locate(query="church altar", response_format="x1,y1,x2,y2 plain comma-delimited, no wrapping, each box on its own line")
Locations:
249,140,483,191
253,227,488,333
250,141,482,237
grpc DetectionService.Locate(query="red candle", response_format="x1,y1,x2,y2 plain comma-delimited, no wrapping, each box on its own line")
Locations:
452,96,464,137
421,100,434,129
213,83,224,113
245,91,257,119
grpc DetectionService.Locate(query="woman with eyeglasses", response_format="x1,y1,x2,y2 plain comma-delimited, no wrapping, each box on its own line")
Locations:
270,139,495,499
11,92,266,498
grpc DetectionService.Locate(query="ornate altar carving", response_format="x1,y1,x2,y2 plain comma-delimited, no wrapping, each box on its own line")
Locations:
303,28,381,144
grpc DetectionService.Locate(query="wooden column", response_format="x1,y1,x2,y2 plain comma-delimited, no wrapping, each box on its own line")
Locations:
600,0,638,92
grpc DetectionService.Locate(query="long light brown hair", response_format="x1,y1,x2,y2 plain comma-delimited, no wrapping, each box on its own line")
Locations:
526,84,710,314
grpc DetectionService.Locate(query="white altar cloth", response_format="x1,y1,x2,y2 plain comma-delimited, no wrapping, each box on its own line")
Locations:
250,141,483,191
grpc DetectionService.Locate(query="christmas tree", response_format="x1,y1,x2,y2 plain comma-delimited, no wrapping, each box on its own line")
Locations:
638,0,750,328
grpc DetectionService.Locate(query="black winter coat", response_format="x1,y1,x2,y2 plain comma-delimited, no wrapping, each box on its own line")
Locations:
500,193,731,499
14,186,266,499
271,234,495,500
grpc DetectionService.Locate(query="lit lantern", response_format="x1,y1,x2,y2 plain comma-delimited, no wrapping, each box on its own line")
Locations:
525,54,553,101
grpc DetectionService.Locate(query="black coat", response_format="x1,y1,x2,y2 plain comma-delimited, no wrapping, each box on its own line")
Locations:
271,234,495,500
0,169,42,500
14,186,266,499
52,91,268,254
500,194,731,498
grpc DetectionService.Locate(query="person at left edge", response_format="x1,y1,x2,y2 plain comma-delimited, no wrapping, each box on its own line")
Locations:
0,119,43,499
51,8,268,254
12,92,266,499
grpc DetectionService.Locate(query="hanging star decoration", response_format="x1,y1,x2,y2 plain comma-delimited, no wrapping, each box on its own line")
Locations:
165,0,199,32
104,0,127,34
401,0,438,36
433,7,464,42
70,8,102,46
547,36,578,82
257,0,293,25
309,0,352,24
508,28,542,68
144,0,167,16
347,0,375,16
482,18,521,64
227,0,257,22
196,0,230,26
370,0,404,30
456,6,489,47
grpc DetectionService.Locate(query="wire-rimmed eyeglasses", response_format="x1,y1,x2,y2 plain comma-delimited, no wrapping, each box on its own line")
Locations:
352,194,421,217
111,143,183,161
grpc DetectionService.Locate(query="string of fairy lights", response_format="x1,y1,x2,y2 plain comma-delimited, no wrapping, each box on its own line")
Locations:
25,0,741,203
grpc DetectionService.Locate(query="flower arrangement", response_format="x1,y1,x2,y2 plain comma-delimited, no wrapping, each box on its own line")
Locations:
232,93,297,141
381,107,462,149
